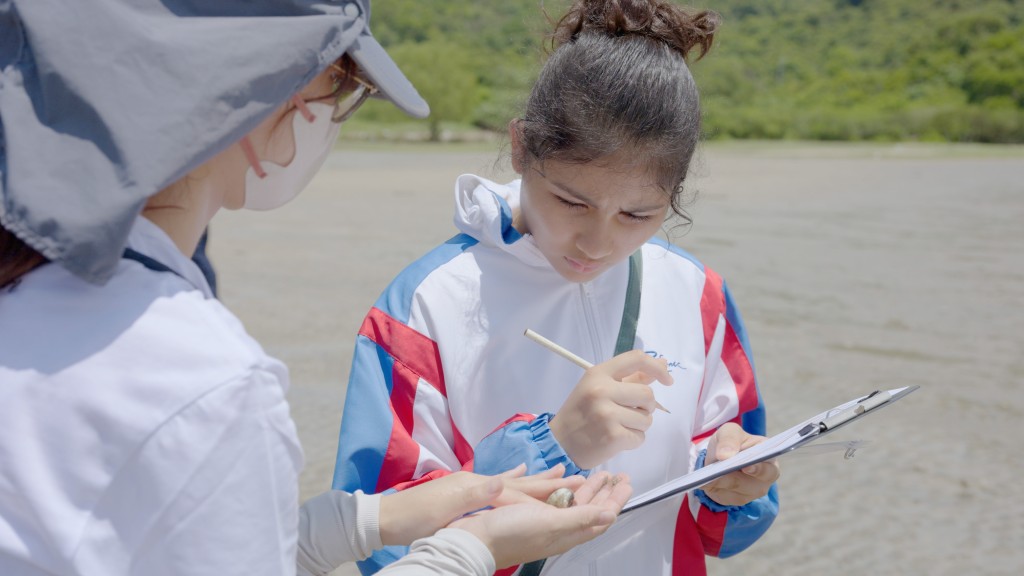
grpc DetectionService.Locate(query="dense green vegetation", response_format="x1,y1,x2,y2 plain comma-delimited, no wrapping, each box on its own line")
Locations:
354,0,1024,143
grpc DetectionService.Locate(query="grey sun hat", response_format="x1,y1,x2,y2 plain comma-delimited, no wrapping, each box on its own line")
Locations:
0,0,428,285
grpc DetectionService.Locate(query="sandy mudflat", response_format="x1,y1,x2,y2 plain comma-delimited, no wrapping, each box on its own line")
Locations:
209,141,1024,576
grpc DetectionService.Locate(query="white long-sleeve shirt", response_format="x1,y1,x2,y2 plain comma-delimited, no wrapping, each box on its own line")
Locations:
0,216,493,576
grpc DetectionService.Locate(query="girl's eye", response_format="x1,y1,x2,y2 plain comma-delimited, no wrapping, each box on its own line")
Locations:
556,196,587,211
624,212,654,223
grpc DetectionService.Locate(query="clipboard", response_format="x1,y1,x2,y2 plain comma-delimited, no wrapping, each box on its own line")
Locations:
622,385,919,513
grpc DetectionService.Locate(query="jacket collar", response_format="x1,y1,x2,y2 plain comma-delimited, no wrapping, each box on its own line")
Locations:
453,173,552,269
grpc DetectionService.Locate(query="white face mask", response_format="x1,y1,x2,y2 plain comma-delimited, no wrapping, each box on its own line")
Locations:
242,101,341,211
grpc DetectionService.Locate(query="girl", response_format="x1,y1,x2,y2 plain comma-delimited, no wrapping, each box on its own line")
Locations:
333,1,780,574
0,2,633,575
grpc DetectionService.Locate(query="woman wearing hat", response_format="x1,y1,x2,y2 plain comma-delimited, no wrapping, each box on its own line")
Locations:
0,2,631,575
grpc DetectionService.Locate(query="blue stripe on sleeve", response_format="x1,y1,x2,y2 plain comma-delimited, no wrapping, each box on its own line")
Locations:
374,233,478,324
694,452,780,558
721,279,766,435
718,484,780,558
332,335,396,493
357,545,410,575
741,393,767,436
646,236,706,272
722,279,756,374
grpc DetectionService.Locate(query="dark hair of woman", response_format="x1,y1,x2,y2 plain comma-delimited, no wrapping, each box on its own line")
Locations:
514,0,719,224
1,226,47,290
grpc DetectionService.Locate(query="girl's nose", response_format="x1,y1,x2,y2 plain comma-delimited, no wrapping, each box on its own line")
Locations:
575,225,613,260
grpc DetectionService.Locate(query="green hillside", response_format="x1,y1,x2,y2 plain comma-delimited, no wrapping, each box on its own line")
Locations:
356,0,1024,143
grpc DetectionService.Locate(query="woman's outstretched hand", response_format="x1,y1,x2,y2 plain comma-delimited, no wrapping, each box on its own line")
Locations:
378,464,583,546
551,350,673,469
449,470,633,569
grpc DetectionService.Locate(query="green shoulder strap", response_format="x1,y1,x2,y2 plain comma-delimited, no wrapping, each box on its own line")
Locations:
518,249,643,576
614,248,644,356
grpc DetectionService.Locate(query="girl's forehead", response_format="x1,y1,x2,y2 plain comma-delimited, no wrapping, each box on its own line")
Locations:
532,156,671,203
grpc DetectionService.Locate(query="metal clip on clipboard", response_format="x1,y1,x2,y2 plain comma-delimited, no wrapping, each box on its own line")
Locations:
798,390,893,437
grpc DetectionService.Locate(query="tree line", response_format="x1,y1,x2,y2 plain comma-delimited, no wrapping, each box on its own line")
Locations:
353,0,1023,143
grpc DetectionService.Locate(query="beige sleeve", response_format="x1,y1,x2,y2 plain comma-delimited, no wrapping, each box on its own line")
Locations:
296,492,494,576
379,528,495,576
296,490,383,576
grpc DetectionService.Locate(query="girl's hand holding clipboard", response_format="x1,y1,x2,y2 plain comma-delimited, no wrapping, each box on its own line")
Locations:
701,423,781,506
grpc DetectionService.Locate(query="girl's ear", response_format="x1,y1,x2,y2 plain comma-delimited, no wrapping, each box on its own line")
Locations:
508,119,525,175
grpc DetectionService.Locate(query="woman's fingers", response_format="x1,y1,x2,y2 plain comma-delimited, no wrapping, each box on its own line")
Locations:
497,463,528,479
448,473,634,568
529,463,567,479
571,471,610,505
495,466,585,506
591,473,632,510
379,472,503,546
574,472,632,509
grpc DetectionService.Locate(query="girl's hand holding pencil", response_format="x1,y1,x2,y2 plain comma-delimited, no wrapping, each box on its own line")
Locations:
525,329,674,469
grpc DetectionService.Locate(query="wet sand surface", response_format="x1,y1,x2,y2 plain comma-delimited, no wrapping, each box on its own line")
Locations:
209,142,1024,575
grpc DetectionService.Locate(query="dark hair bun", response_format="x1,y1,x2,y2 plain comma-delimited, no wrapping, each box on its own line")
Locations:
552,0,719,60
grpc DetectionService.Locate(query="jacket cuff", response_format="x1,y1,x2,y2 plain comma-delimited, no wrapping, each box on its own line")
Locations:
530,413,587,477
473,413,586,477
693,448,744,512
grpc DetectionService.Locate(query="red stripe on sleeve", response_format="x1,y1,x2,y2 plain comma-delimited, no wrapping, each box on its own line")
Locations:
697,267,759,420
691,428,715,444
362,309,477,468
390,468,455,492
699,268,725,357
722,322,759,415
672,495,708,576
360,307,448,395
494,566,519,576
375,343,424,492
375,403,421,493
489,413,537,435
390,361,419,436
359,308,452,492
696,502,729,557
452,423,474,465
389,459,475,493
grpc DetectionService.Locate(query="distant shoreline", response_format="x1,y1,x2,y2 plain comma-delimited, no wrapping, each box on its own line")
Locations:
335,135,1024,159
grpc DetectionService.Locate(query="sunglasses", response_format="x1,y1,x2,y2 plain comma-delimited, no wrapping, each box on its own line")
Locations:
315,62,379,124
331,74,378,123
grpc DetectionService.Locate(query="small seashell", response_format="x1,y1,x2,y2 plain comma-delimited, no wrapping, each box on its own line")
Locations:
546,487,575,508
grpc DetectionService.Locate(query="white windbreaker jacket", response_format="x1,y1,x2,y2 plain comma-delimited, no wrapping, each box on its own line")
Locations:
333,175,779,576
